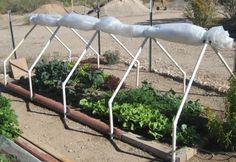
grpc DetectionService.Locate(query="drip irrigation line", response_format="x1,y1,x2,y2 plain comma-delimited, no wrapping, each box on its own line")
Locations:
196,147,236,161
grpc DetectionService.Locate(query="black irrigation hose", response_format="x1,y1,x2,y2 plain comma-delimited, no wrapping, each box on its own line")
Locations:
196,147,236,161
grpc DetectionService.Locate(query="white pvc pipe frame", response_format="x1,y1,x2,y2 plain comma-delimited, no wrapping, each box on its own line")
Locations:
62,33,142,118
171,43,235,162
3,25,72,86
3,22,234,162
107,38,187,138
28,28,102,99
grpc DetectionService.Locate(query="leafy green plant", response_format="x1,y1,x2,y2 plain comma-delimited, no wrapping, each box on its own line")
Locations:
185,0,217,27
0,152,17,162
103,50,120,65
80,82,206,146
0,96,21,139
33,60,73,93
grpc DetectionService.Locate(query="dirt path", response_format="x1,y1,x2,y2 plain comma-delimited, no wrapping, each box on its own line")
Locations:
2,92,161,162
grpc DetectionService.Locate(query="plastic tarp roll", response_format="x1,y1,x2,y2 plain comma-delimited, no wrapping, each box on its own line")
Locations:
58,13,100,31
29,14,62,26
144,23,207,45
96,17,150,37
204,26,234,49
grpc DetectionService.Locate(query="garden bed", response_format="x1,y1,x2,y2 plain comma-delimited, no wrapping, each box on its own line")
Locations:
6,59,236,161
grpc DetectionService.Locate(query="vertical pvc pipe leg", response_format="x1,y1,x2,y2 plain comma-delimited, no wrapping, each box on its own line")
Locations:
108,38,148,139
110,34,140,87
154,39,186,93
62,32,98,118
3,25,37,85
172,43,208,162
28,26,61,100
71,29,100,68
211,46,235,77
3,61,7,86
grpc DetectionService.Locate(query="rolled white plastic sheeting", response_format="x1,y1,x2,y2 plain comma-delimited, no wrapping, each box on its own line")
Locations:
29,13,233,49
204,26,234,49
29,13,62,26
145,23,207,45
95,17,151,37
57,13,100,31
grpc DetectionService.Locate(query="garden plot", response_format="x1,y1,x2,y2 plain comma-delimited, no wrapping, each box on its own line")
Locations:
2,55,235,161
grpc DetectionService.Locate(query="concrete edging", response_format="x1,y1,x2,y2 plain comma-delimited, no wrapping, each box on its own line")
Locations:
7,83,197,162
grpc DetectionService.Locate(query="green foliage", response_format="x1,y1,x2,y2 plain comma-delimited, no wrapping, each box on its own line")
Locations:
0,96,21,139
80,82,206,146
185,0,217,27
33,60,116,105
0,153,17,162
207,76,236,151
0,0,108,14
103,50,120,65
33,60,73,92
0,0,51,14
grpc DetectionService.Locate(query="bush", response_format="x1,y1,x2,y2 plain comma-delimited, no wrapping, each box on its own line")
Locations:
103,50,120,65
207,76,236,151
0,96,21,139
218,0,236,18
0,0,51,14
185,0,217,27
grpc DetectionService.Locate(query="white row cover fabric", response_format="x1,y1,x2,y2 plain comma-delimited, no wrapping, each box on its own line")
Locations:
29,14,62,27
29,13,233,49
57,13,99,31
204,26,233,49
95,17,151,37
145,23,207,45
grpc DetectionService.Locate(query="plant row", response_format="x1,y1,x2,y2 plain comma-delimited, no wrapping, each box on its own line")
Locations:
31,60,236,151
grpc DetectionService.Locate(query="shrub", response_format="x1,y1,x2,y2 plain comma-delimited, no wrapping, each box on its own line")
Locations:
218,0,236,18
185,0,217,27
0,0,51,14
0,96,21,139
103,50,120,65
207,76,236,151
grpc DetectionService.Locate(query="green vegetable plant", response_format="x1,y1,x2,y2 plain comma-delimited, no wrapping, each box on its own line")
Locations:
80,81,206,146
0,96,21,139
206,75,236,151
